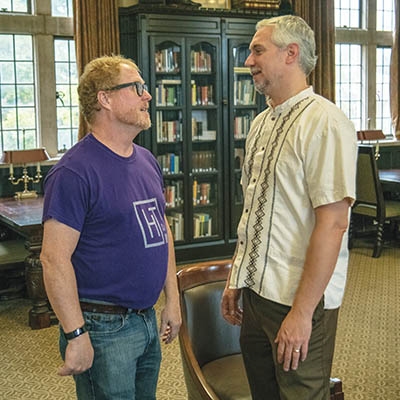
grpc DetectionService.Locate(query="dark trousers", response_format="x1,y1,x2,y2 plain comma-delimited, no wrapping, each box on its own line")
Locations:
240,288,339,400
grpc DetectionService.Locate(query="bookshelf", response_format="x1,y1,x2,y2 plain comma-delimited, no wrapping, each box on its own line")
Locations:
119,6,282,262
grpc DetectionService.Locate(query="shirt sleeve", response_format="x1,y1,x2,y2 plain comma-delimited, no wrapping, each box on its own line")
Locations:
304,109,357,208
42,166,89,232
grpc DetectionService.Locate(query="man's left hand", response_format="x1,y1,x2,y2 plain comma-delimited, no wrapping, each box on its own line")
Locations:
274,309,312,371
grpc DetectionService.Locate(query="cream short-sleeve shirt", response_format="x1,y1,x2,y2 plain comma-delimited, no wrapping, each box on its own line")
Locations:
230,87,357,309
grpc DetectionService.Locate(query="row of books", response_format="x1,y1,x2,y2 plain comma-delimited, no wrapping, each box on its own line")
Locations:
156,80,183,106
156,117,250,143
191,83,214,106
156,111,182,143
192,150,217,172
234,79,257,105
165,179,215,207
193,213,213,238
166,212,214,240
158,153,182,174
232,0,280,10
234,113,254,139
155,77,254,107
167,211,184,241
192,180,212,206
155,48,180,73
191,111,217,141
156,79,215,107
165,181,184,208
191,50,213,73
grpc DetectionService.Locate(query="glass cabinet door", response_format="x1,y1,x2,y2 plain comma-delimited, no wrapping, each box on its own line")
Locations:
150,36,222,244
187,38,222,242
151,38,185,242
229,41,262,238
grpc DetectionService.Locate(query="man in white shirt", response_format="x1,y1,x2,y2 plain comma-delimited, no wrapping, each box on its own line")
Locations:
221,15,357,400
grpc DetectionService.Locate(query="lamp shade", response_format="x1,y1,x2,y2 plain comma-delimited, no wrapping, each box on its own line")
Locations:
1,148,50,164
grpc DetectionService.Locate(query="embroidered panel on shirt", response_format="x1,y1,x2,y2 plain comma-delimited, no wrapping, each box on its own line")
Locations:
243,111,275,288
133,198,167,248
244,97,315,288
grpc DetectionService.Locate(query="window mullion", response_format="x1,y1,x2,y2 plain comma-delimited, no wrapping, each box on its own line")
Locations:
35,34,58,154
366,42,377,129
367,0,377,31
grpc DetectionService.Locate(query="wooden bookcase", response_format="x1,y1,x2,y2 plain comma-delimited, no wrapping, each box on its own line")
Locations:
119,5,289,262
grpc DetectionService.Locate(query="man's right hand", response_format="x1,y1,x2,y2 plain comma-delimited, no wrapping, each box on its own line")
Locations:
221,287,243,325
59,333,94,376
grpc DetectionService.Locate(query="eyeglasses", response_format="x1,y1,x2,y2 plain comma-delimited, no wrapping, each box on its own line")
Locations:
107,81,149,97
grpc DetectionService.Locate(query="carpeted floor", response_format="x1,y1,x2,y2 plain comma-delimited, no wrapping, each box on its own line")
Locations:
0,296,186,400
0,245,399,399
331,246,400,400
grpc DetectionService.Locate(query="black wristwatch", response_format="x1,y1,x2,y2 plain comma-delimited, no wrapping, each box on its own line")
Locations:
64,325,87,341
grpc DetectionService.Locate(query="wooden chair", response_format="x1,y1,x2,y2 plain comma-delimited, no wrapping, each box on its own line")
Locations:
177,260,344,399
349,145,400,257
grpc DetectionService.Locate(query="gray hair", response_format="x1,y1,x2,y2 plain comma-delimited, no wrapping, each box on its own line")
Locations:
256,15,318,76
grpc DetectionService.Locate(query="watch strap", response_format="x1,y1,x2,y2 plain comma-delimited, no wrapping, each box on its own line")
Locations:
64,325,87,340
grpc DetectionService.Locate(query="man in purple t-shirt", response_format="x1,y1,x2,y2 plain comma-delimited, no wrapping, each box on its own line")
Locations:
40,55,181,400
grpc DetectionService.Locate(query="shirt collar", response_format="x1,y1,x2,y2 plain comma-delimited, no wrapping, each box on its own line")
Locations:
267,86,314,115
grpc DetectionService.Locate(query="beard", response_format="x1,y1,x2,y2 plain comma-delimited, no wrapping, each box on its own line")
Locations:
254,79,268,95
116,107,152,131
131,107,152,131
136,114,152,131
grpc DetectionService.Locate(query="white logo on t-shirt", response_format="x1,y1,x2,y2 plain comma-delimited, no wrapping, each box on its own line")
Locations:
133,199,167,248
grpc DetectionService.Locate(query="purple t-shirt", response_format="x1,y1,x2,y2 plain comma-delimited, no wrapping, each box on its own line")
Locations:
42,134,168,309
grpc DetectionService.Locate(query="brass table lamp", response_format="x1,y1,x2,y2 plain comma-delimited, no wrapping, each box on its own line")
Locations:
2,148,50,200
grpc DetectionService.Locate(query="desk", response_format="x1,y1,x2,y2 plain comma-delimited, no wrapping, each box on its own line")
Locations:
359,141,400,169
378,169,400,202
0,196,55,329
379,169,400,184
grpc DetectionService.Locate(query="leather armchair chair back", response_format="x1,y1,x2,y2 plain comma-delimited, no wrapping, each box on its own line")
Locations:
177,261,251,400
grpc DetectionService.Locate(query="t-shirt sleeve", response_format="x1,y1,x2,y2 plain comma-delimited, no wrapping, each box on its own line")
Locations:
42,166,89,232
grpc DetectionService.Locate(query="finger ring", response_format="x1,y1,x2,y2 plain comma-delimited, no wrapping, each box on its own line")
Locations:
293,348,300,353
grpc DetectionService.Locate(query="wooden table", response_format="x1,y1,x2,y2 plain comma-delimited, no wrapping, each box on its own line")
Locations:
0,196,55,329
378,169,400,202
379,169,400,184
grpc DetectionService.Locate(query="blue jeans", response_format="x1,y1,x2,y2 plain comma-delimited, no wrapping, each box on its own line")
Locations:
59,307,161,400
